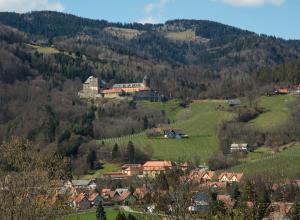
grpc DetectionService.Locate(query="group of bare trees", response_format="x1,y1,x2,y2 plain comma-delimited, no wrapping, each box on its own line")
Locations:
0,137,72,219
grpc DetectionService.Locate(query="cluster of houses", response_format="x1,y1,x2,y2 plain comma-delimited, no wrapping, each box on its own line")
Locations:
61,160,300,220
272,85,300,96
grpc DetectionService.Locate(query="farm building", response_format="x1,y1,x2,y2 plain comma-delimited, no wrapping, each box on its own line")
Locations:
230,143,249,153
228,99,241,107
163,128,188,139
143,160,174,178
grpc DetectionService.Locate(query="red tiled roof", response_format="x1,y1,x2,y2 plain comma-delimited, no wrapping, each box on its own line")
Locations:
143,160,173,171
101,88,123,94
217,194,236,208
88,192,99,202
74,193,87,203
122,164,142,170
188,169,215,182
218,172,243,182
134,187,149,199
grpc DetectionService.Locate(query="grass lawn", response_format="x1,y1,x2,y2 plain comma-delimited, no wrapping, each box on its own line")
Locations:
249,95,295,131
59,208,162,220
141,99,182,121
59,208,119,220
78,163,120,180
228,143,300,180
247,147,274,161
99,100,233,163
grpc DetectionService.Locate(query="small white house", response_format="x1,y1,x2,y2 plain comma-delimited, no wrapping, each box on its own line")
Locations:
230,143,249,153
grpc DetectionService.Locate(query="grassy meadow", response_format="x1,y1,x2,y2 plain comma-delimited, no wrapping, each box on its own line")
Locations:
99,100,233,163
59,208,119,220
78,163,120,180
249,95,295,130
228,143,300,180
27,44,60,54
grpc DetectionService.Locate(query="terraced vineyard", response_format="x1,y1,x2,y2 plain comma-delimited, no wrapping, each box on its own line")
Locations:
229,143,300,180
99,100,233,163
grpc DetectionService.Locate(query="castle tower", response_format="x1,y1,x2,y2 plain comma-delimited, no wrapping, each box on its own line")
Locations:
143,75,150,88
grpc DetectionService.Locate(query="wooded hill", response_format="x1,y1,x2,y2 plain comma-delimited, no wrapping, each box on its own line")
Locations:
1,11,300,175
1,11,300,98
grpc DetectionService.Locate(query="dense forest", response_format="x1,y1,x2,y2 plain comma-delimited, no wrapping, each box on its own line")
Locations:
1,11,300,175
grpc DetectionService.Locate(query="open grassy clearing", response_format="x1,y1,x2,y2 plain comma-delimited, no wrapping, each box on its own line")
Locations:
141,99,182,121
164,29,209,43
99,100,233,163
78,163,120,180
27,44,60,54
249,95,295,130
104,27,144,40
228,143,300,180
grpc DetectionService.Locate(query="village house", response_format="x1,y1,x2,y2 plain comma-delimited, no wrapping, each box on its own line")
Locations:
118,191,137,205
72,193,91,210
64,179,97,190
188,192,212,212
121,164,143,176
163,128,188,139
218,172,244,183
228,99,241,107
134,187,150,201
143,160,174,178
101,172,128,180
217,194,236,209
88,191,103,208
185,169,215,184
230,143,249,153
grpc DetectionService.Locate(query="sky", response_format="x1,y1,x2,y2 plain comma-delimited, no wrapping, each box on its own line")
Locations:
0,0,299,39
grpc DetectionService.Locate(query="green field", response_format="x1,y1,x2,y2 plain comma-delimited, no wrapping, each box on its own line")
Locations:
59,208,119,220
249,95,295,130
228,143,300,180
78,163,120,180
164,29,210,43
99,100,233,163
59,208,161,220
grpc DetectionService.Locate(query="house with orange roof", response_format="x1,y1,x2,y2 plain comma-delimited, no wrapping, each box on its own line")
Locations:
101,172,128,180
218,172,243,183
134,187,150,201
200,181,227,190
118,191,137,205
88,191,103,207
121,164,143,176
143,160,174,178
72,193,91,210
217,194,236,209
187,169,215,183
99,75,160,101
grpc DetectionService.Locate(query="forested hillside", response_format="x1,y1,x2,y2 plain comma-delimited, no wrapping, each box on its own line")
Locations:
1,11,300,176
